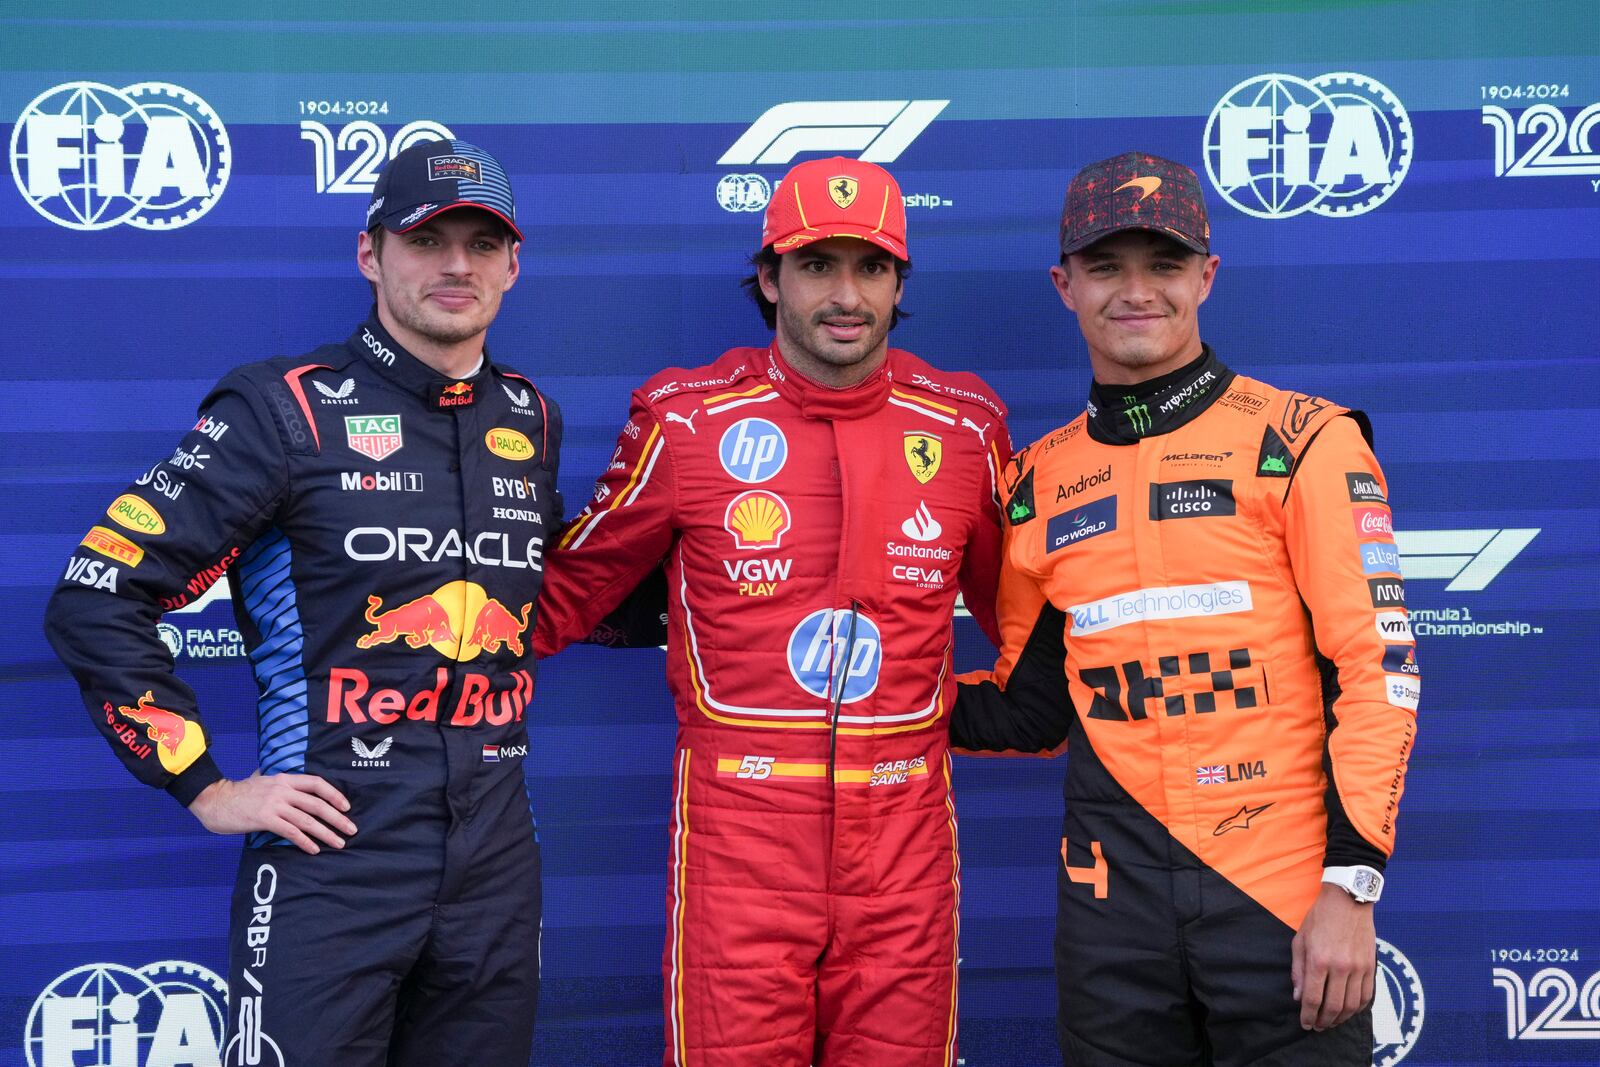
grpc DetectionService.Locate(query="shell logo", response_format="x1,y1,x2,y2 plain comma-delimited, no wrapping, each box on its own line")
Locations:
485,427,534,461
725,490,791,550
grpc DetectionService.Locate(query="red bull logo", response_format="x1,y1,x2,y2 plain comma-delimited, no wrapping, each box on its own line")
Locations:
328,666,534,726
437,381,475,409
468,598,532,656
117,691,187,754
356,594,457,650
114,691,206,773
354,581,532,661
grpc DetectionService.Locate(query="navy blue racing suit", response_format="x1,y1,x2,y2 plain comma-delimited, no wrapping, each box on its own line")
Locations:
44,313,560,1066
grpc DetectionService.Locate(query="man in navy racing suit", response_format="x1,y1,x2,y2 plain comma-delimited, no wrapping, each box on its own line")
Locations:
44,139,558,1065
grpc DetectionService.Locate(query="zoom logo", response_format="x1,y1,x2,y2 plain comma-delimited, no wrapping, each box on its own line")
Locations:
1204,72,1412,219
11,81,231,230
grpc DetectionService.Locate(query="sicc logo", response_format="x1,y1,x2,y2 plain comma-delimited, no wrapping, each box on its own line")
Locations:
25,959,237,1067
11,81,231,230
1203,73,1412,219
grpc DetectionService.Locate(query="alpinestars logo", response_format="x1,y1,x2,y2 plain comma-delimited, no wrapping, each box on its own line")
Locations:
716,100,950,213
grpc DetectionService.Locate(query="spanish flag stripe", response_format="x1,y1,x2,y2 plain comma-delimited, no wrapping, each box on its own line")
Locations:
891,387,958,416
704,383,772,405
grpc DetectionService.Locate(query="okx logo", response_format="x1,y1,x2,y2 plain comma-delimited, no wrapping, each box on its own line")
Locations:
715,100,948,213
1204,72,1412,219
11,81,231,230
25,959,238,1067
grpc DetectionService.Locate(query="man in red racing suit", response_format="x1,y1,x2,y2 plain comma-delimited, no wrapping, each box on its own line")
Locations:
534,157,1010,1066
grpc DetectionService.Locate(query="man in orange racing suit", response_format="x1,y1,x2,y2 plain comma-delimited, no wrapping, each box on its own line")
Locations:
950,152,1417,1066
533,157,1010,1066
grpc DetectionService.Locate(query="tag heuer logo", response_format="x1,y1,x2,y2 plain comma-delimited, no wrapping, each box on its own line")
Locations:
345,414,403,461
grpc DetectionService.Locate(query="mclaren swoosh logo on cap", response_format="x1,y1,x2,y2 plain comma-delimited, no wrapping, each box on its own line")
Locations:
1115,176,1162,200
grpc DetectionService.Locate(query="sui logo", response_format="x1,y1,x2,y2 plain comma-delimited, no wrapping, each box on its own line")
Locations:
718,418,787,484
11,81,231,230
787,608,882,704
24,960,238,1067
1203,73,1412,219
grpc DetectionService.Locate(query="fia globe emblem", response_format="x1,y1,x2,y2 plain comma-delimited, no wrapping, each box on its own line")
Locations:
1372,938,1425,1065
1203,73,1412,219
24,960,241,1067
10,81,231,230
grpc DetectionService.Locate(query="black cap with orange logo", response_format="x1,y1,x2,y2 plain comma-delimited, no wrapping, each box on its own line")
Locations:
761,156,909,262
1059,151,1210,257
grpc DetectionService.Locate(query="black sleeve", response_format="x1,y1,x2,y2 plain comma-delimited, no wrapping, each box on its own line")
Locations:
44,371,290,805
950,601,1075,754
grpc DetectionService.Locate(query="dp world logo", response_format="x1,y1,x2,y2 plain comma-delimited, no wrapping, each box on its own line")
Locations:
25,959,237,1067
1203,73,1412,219
11,80,231,230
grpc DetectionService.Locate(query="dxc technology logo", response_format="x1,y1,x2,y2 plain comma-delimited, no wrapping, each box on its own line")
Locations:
11,81,231,230
715,100,947,213
1203,73,1412,219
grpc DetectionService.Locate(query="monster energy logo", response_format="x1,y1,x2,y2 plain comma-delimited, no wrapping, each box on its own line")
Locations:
1123,397,1152,435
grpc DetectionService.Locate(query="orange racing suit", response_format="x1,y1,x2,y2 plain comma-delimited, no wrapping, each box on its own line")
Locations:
951,347,1417,1066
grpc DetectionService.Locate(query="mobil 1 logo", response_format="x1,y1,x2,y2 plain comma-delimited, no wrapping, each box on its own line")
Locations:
1150,480,1235,520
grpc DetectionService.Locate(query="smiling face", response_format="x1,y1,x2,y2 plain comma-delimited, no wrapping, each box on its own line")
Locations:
759,236,903,388
357,208,519,365
1051,230,1220,385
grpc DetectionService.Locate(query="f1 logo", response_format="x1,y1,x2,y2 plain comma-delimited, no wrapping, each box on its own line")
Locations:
718,100,949,166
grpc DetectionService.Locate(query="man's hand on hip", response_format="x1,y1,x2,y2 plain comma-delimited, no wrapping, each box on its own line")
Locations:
189,771,356,855
1291,883,1376,1031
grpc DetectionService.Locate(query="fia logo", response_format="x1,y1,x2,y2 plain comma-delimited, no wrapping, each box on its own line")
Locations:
1373,939,1425,1065
11,81,231,231
300,120,454,194
1203,72,1412,219
23,959,264,1067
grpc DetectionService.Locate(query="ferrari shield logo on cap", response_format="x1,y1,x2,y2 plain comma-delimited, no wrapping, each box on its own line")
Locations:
828,175,859,209
903,432,942,485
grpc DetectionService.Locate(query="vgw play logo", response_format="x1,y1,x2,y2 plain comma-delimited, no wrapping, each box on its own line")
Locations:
11,81,230,230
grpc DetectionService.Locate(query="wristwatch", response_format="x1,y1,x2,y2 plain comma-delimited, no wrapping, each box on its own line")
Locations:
1322,865,1384,904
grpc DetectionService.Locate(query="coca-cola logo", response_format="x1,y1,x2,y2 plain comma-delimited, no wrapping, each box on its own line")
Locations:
1352,506,1394,539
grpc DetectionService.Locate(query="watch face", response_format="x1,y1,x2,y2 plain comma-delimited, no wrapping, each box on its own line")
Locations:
1353,869,1382,898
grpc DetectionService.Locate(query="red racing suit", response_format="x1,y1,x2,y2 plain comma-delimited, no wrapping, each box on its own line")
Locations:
534,342,1009,1067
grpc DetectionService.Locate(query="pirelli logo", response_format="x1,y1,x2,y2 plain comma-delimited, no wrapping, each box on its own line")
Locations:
81,525,144,567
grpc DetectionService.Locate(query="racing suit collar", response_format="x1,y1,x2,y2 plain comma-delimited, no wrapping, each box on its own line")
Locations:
1086,344,1235,444
348,310,494,401
762,340,894,421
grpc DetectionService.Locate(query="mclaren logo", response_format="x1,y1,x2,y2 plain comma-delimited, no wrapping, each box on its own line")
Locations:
1116,176,1162,200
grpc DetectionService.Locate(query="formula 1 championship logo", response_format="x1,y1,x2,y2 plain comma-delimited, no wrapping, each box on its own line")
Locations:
1203,73,1412,219
24,960,240,1067
11,81,230,230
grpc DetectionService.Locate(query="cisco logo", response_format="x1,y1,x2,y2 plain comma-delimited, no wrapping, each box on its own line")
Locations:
1203,72,1412,219
11,81,231,230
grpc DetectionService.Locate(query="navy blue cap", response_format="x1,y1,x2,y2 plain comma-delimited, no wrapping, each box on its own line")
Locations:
366,139,522,242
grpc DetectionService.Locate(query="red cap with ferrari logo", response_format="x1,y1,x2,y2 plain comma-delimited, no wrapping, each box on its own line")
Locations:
760,156,909,262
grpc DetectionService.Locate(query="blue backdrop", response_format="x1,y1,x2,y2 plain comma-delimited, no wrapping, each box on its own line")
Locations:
3,4,1598,1065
